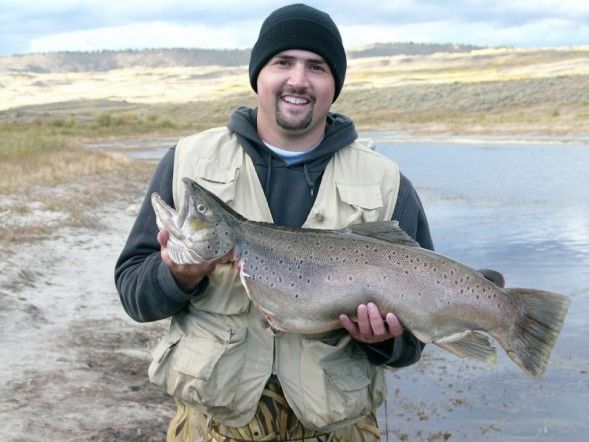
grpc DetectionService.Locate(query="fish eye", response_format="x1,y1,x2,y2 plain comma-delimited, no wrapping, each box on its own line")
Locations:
196,204,207,214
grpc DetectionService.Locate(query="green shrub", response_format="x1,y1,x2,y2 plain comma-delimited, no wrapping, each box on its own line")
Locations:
96,113,112,127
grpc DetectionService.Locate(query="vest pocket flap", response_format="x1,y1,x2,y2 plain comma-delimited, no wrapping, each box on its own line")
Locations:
303,336,372,392
172,337,226,379
148,330,183,364
195,158,237,184
320,358,371,391
336,182,383,210
171,328,247,380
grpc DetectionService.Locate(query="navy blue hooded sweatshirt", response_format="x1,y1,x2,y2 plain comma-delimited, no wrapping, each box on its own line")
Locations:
115,107,433,367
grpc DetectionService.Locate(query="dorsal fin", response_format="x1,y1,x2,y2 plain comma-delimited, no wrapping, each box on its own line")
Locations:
348,220,420,247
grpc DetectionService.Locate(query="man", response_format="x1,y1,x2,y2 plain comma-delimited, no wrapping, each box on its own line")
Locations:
115,3,433,441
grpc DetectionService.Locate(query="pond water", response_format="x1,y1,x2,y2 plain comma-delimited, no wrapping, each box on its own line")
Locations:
370,134,589,441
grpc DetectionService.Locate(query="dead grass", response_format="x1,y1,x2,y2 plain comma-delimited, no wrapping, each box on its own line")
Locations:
0,124,154,247
0,140,141,193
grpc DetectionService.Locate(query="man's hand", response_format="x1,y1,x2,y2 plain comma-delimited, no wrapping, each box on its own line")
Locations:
158,229,220,292
339,303,403,344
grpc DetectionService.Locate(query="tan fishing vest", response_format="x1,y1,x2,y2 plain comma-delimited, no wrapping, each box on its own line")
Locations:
148,126,401,432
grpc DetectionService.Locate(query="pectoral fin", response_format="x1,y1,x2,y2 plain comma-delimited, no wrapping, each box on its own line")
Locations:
435,331,497,365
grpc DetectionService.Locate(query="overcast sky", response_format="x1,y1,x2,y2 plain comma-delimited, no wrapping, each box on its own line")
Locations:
1,0,588,57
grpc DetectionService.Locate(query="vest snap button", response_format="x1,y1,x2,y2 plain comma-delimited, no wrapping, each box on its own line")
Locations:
314,212,325,223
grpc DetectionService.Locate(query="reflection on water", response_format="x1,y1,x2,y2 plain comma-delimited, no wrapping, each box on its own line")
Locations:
373,136,589,440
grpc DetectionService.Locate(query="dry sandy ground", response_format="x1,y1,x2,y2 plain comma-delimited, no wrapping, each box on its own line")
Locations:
0,179,176,441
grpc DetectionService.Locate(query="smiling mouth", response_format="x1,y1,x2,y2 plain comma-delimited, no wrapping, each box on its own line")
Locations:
281,94,312,106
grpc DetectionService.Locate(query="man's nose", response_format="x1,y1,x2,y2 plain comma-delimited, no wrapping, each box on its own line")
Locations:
286,62,309,88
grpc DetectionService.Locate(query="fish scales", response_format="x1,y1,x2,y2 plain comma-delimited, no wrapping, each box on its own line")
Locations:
151,177,571,379
237,221,518,343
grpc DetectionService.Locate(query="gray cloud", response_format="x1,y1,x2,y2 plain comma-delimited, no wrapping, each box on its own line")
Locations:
1,0,588,56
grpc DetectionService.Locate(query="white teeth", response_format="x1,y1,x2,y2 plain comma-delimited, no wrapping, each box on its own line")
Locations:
282,96,309,105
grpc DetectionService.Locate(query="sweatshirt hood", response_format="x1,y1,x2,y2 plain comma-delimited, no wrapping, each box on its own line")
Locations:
227,106,357,165
227,106,357,198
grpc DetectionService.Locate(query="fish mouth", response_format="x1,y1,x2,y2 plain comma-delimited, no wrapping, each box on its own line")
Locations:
151,192,186,240
152,192,218,264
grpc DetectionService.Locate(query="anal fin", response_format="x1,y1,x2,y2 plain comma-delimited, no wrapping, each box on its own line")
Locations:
435,331,497,365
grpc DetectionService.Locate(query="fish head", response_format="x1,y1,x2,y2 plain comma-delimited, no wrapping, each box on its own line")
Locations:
151,177,237,264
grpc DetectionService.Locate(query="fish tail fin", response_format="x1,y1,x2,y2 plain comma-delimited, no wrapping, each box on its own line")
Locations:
503,288,570,379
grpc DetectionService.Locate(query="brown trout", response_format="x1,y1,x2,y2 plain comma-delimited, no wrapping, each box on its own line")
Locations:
152,177,570,379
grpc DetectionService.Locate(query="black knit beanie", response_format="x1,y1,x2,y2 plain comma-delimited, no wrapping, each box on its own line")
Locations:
249,3,347,102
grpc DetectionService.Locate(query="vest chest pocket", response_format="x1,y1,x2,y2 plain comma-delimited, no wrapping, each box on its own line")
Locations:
336,182,384,225
193,158,239,205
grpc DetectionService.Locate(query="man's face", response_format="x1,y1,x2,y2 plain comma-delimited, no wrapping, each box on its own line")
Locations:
256,49,336,142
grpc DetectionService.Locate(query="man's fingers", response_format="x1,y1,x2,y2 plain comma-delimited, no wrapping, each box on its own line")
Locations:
339,314,358,337
367,303,387,338
157,228,169,246
385,313,404,337
356,304,372,336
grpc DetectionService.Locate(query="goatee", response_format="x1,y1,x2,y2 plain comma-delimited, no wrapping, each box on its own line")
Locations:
275,87,314,131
